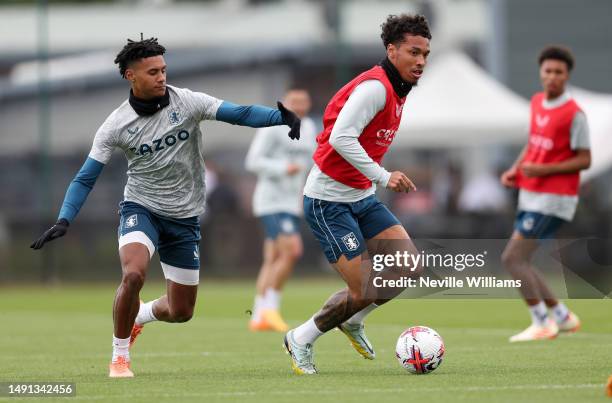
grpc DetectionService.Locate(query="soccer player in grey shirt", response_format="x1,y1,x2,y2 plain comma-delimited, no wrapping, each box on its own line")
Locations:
30,37,301,377
245,88,317,332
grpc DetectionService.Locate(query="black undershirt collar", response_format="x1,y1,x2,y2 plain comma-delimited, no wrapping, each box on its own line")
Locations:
380,58,413,98
129,89,170,116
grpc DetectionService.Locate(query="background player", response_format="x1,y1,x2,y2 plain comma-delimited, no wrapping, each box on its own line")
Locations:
245,88,317,332
30,37,301,377
500,45,590,342
283,14,430,374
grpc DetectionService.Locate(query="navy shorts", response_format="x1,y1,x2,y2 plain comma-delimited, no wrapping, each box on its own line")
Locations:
514,210,567,240
304,195,401,263
118,201,201,285
259,213,300,239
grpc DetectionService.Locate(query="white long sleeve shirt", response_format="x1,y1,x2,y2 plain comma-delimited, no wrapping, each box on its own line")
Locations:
246,117,317,216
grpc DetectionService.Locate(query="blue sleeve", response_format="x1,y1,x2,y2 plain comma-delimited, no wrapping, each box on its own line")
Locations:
215,101,285,127
58,157,105,223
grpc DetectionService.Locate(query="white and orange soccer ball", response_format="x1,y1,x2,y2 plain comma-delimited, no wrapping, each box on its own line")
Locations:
395,326,445,374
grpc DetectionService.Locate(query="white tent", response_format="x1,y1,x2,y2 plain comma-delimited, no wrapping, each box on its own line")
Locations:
397,51,530,148
570,86,612,181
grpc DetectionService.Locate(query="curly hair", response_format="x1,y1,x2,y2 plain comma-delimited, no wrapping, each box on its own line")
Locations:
538,45,574,71
114,37,166,78
380,14,432,47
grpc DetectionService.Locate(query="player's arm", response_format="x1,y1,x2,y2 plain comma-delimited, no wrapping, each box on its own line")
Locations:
329,80,415,193
215,101,301,140
500,145,527,187
520,112,591,177
245,128,297,178
30,157,105,249
31,118,116,250
183,88,301,139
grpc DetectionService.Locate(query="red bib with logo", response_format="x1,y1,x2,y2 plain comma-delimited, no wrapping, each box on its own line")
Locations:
516,92,581,196
312,66,405,189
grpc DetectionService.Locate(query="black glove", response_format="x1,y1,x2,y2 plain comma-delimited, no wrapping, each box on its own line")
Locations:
30,218,70,250
277,101,301,140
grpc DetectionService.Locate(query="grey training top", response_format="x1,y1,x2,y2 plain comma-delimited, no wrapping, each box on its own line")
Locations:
88,85,223,218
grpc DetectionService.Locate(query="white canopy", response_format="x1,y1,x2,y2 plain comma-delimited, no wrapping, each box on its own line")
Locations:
397,51,530,148
570,86,612,181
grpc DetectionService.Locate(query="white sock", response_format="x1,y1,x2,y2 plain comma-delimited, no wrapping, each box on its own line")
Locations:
292,317,324,345
135,299,159,326
345,303,378,325
528,302,549,326
252,295,264,322
550,302,570,324
112,335,130,362
264,288,281,311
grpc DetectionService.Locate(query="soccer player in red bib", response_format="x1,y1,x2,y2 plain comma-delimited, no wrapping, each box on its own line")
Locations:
500,46,591,342
283,14,430,374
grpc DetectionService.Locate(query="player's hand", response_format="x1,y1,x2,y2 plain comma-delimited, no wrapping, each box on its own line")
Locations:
286,163,302,176
30,219,69,250
521,162,551,178
500,166,518,187
386,171,417,193
277,101,301,140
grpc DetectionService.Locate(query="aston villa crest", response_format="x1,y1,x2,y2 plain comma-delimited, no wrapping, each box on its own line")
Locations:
168,107,182,126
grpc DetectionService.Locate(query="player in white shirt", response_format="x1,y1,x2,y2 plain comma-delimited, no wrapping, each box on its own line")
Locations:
245,89,317,332
30,37,301,378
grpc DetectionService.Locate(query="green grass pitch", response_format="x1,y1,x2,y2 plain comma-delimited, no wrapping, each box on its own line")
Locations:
1,279,610,402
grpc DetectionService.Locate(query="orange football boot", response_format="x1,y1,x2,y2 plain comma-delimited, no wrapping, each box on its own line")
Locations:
109,356,133,378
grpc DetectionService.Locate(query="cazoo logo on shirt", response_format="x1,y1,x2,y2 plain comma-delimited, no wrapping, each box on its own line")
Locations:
376,128,397,147
130,130,190,156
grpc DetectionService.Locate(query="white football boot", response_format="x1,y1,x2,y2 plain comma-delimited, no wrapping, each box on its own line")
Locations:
509,319,559,342
557,311,581,333
283,330,318,375
338,322,375,360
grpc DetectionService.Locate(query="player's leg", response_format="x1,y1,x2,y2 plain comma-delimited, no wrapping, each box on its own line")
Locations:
250,238,278,331
338,198,419,358
530,266,580,332
285,252,375,374
132,215,201,341
502,211,568,341
261,217,303,331
111,202,159,377
270,232,303,291
285,197,375,374
147,279,198,322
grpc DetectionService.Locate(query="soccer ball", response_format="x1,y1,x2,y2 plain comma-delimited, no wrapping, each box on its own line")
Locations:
395,326,445,374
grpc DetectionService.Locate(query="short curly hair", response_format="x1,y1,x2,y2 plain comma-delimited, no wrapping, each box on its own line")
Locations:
380,14,432,48
538,45,574,71
114,37,166,78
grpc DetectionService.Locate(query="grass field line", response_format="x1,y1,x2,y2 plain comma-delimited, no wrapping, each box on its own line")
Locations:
369,324,612,339
28,382,604,400
3,327,610,361
0,341,598,361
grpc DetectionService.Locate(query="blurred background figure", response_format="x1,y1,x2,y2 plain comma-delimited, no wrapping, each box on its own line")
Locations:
245,88,317,332
500,46,589,343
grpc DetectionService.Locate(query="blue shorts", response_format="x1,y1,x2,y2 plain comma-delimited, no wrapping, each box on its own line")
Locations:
304,195,401,263
259,213,300,239
118,201,201,285
514,210,566,240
